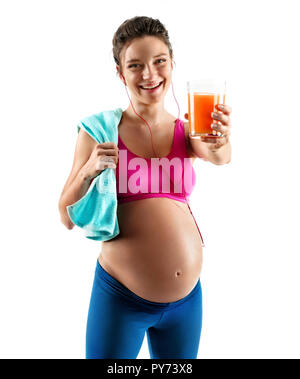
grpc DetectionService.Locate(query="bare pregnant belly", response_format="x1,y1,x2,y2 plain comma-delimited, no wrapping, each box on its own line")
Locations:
100,197,203,303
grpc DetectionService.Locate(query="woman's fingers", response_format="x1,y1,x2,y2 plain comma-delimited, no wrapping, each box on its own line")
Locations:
216,104,232,115
211,111,231,126
211,122,231,137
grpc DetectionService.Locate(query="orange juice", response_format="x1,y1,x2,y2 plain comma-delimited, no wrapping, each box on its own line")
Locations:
188,92,226,137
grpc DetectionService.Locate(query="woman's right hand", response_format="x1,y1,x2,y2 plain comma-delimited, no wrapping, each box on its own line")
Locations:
81,142,119,180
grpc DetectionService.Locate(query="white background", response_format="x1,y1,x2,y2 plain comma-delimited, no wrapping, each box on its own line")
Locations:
0,0,299,359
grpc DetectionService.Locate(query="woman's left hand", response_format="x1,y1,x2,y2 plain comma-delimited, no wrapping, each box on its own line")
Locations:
184,104,232,150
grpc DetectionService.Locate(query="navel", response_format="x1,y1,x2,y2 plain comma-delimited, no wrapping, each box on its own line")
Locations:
175,270,182,277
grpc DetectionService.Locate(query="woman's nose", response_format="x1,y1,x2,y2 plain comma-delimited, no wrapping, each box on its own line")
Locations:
142,64,157,79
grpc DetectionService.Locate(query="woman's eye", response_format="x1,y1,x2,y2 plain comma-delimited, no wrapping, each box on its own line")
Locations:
128,59,166,69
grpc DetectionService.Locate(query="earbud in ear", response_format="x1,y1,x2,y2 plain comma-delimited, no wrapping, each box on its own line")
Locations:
116,66,127,85
121,73,127,85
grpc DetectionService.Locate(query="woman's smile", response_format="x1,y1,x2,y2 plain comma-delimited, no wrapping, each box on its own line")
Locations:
139,80,164,93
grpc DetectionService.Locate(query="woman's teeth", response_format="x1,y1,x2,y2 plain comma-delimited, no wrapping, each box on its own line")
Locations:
140,82,163,90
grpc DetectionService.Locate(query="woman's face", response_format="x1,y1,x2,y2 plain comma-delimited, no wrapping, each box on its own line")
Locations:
118,36,173,104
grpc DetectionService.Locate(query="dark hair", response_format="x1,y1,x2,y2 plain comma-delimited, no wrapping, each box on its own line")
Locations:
112,16,174,74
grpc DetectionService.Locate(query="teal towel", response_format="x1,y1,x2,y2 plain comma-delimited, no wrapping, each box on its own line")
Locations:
66,107,123,241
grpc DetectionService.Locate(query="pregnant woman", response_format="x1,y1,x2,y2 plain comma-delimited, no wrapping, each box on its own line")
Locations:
58,16,232,359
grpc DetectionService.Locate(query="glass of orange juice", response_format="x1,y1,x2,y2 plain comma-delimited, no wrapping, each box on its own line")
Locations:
187,79,226,138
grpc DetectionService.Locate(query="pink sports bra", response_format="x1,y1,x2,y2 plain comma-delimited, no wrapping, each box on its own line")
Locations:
116,119,196,204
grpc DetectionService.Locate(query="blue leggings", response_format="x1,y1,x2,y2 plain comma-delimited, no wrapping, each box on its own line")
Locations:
86,259,203,359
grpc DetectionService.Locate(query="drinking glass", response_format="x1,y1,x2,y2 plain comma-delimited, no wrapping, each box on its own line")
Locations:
187,79,226,138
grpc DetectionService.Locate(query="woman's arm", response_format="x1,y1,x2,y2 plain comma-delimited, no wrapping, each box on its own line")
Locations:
58,129,97,229
58,169,91,229
183,121,209,162
190,133,231,165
